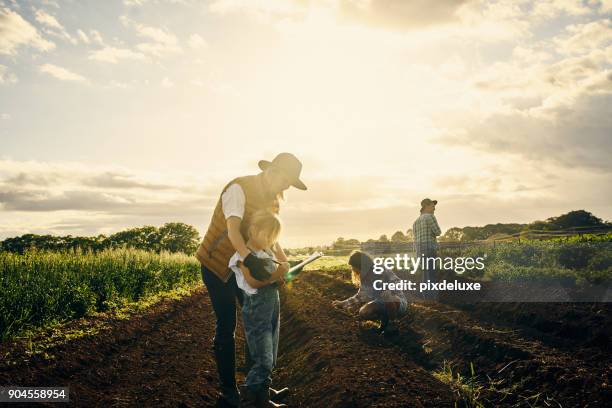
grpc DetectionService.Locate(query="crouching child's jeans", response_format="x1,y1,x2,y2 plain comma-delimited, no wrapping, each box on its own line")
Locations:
241,283,280,392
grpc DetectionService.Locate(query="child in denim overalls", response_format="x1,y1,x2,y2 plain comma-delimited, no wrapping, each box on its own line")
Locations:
229,210,289,407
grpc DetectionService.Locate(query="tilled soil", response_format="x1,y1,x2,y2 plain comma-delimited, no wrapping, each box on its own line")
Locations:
1,271,610,407
0,289,223,407
298,270,611,407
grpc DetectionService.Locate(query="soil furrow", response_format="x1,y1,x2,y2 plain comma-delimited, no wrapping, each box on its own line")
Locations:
299,270,611,407
276,276,456,407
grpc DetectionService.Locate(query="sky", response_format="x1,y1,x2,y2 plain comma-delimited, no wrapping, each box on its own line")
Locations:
0,0,611,247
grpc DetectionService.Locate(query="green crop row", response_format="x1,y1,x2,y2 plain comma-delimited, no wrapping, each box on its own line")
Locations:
445,240,612,284
0,248,201,341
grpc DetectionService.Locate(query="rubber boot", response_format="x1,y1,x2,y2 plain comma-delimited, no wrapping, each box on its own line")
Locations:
214,342,240,407
241,386,287,408
255,388,287,408
269,387,290,403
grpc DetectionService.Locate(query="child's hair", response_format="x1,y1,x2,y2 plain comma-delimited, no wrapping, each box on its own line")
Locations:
248,210,282,248
348,250,374,287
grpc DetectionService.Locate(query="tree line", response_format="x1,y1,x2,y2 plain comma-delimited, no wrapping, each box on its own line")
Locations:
329,210,611,248
0,222,200,255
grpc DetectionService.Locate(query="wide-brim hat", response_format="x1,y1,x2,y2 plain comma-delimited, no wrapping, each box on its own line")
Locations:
258,152,307,190
421,198,438,208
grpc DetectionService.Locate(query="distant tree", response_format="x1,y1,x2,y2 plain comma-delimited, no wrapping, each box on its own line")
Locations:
541,210,606,230
378,234,389,242
108,226,160,251
391,231,407,242
462,223,525,241
158,222,200,254
440,227,464,242
332,237,359,249
332,237,345,249
0,223,202,254
405,229,414,241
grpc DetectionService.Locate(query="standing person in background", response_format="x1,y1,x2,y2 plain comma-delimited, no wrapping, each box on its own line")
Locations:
195,153,307,407
413,198,441,300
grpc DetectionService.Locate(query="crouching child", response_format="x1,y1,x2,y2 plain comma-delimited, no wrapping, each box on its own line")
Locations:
332,250,408,335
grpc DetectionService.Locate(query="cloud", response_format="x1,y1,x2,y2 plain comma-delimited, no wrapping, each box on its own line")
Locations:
124,0,149,5
83,172,175,190
0,160,215,216
88,46,146,63
0,64,17,85
0,7,55,55
34,9,62,30
134,24,181,56
89,29,104,45
123,0,189,5
554,19,612,55
41,0,60,8
161,77,174,87
209,0,305,18
120,15,182,57
39,63,88,82
439,90,612,172
188,33,207,49
209,0,476,30
76,29,90,44
530,0,594,20
339,0,475,31
34,9,77,44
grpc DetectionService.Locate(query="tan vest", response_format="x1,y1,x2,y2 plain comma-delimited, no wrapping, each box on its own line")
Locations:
195,174,280,282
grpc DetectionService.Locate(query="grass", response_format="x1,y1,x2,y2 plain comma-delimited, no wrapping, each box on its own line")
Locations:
288,254,349,272
433,361,485,408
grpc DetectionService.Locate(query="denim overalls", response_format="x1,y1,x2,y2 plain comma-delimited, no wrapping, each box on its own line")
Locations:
241,282,280,391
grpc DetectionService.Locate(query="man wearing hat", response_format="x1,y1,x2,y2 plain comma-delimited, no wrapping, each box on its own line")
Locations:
413,198,442,300
196,153,307,407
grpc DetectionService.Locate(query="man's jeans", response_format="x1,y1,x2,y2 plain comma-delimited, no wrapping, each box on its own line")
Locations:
241,284,280,391
416,246,439,301
201,265,245,395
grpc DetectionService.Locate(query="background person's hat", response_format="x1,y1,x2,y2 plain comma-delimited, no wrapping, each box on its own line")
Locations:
420,198,438,208
258,153,307,190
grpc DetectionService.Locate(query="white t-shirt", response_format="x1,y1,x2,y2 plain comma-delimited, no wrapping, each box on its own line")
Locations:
222,183,246,219
229,249,277,295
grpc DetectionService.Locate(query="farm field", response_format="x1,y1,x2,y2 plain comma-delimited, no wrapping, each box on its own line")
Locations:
1,263,609,407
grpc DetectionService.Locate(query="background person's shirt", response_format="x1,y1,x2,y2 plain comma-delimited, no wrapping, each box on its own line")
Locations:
413,213,442,254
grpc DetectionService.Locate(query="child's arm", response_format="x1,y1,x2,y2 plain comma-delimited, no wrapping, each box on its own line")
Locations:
332,287,368,311
272,242,289,263
239,263,269,289
270,260,289,282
